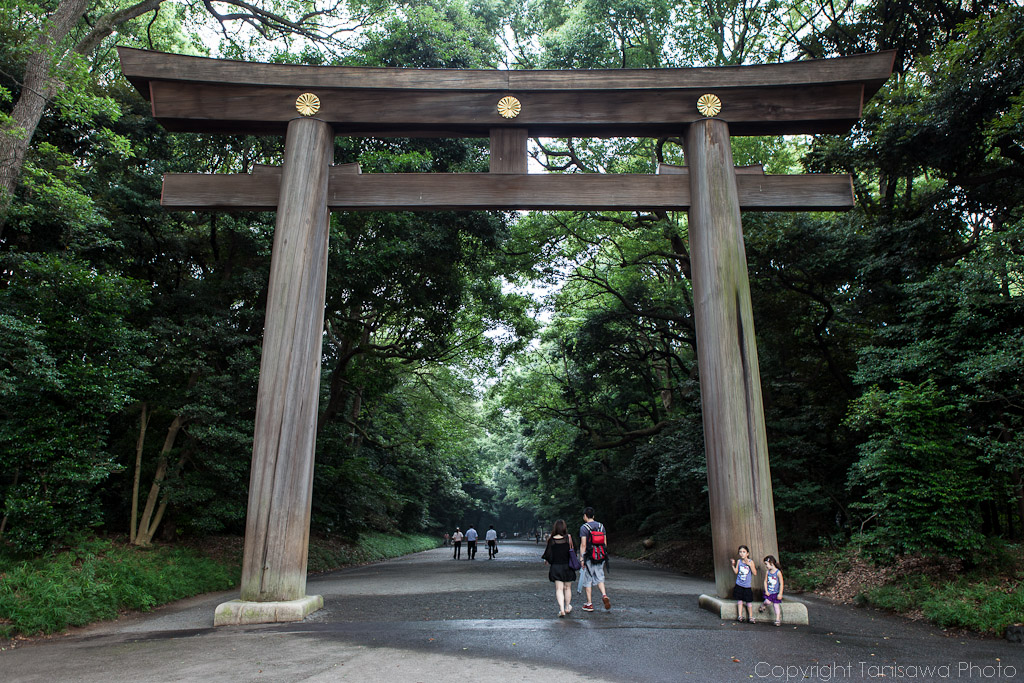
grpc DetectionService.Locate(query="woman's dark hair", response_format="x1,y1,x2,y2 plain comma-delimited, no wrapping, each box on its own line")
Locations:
546,519,568,547
763,555,781,570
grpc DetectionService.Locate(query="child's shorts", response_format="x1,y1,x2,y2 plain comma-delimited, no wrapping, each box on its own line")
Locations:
733,585,754,602
764,593,782,604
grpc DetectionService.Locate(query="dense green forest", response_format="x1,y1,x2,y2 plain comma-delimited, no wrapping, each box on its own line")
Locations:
1,0,1022,576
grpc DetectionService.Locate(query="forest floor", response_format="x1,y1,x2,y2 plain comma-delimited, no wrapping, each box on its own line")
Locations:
613,533,716,580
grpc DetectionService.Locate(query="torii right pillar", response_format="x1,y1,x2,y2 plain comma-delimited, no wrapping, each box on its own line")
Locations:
685,118,791,616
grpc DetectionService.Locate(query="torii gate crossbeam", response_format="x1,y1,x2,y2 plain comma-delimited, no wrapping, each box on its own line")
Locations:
118,47,894,626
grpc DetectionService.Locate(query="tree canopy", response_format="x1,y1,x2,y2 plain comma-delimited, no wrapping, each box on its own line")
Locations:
1,0,1022,567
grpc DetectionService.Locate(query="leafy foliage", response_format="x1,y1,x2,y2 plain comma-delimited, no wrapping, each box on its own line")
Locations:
0,254,150,553
0,537,236,638
1,0,1023,607
846,381,985,559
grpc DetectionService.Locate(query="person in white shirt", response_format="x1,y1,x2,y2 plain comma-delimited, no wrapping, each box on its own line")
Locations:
485,525,498,559
451,528,464,559
465,525,478,560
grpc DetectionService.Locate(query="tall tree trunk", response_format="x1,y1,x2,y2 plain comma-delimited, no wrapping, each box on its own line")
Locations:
143,447,189,543
1013,469,1024,538
0,0,163,236
0,467,19,538
347,387,364,448
129,402,150,543
0,0,88,235
133,414,184,546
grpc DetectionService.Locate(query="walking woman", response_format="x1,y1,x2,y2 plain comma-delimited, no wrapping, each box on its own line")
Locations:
541,519,578,617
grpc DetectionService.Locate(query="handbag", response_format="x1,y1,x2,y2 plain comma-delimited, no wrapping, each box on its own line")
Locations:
567,536,581,570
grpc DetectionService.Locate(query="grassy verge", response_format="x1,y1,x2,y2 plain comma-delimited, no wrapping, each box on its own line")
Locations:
863,577,1024,636
787,542,1024,638
306,532,439,573
0,537,237,640
0,532,440,641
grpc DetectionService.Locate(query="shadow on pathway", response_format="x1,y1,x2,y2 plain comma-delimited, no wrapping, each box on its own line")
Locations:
1,540,1020,682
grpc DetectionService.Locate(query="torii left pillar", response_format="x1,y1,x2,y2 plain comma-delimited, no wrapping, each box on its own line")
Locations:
215,116,333,625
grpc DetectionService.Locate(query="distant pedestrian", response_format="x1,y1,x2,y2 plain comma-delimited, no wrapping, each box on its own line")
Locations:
578,507,610,612
541,519,577,617
535,530,541,544
465,525,478,559
452,528,464,559
760,555,784,626
443,532,450,547
731,544,757,623
486,525,498,559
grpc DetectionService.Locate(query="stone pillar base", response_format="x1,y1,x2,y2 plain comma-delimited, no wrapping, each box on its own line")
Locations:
214,595,323,626
698,593,808,625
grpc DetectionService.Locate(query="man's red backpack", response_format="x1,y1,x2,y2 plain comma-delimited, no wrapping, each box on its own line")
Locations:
586,523,607,563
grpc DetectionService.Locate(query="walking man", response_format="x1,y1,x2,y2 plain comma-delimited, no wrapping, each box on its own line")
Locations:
578,507,611,612
465,525,478,560
486,525,498,559
452,527,464,559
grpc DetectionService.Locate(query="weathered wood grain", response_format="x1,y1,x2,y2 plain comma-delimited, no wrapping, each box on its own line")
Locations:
240,117,333,604
146,81,867,137
119,44,893,625
684,118,780,599
658,162,765,175
119,46,894,97
490,128,528,174
160,170,853,212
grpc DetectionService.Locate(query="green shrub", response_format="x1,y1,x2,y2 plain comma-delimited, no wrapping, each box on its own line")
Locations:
863,578,926,613
0,532,441,639
0,539,237,638
921,579,1024,636
0,255,151,554
785,547,854,591
858,562,1024,637
845,381,985,561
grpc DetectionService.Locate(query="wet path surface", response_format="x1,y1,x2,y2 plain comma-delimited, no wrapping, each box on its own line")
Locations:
2,540,1021,682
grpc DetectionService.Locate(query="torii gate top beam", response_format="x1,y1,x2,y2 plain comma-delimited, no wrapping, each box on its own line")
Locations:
118,48,895,138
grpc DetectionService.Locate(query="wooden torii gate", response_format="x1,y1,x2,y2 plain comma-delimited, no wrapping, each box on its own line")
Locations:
118,47,894,626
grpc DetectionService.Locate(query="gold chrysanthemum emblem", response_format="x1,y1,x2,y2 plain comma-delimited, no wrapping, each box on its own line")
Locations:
696,93,722,117
497,96,521,119
295,93,321,116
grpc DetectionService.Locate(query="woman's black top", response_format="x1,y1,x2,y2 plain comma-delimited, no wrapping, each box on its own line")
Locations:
542,537,572,564
542,536,577,582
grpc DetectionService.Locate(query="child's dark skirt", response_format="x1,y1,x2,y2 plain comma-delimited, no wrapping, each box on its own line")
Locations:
733,585,754,602
764,593,782,604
